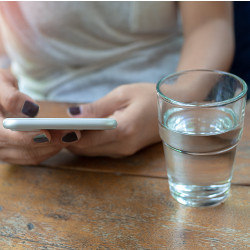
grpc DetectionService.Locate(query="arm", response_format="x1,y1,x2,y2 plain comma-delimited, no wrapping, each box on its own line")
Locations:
66,2,235,157
165,1,235,101
0,27,81,164
178,1,234,72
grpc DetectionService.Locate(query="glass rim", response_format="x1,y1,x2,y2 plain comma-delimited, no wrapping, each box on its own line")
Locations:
156,69,248,108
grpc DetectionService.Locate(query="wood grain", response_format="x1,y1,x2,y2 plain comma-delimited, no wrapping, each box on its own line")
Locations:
0,101,248,248
0,165,249,249
36,102,250,185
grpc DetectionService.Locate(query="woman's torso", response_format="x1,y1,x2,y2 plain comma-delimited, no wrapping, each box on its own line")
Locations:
0,1,182,102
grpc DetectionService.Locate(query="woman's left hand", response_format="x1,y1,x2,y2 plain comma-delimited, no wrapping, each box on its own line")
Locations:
66,83,160,158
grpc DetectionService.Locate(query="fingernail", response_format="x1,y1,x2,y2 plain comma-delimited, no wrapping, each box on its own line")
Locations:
62,132,78,143
33,134,49,143
68,106,81,116
22,100,39,117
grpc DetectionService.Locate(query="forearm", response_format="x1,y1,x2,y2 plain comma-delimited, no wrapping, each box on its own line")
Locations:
164,2,235,102
177,19,234,72
177,2,234,72
173,22,234,100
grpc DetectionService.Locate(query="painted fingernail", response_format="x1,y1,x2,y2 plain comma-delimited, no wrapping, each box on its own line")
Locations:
62,132,78,143
22,100,39,117
33,134,49,143
68,106,81,116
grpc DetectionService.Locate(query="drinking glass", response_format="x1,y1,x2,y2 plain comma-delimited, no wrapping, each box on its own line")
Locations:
156,70,247,207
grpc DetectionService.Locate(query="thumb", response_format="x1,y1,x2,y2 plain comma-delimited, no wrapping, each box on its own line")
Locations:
67,88,128,118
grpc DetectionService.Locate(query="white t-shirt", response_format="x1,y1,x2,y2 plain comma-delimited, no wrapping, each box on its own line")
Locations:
0,1,182,103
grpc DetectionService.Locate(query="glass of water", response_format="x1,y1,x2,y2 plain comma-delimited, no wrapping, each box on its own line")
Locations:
156,70,248,207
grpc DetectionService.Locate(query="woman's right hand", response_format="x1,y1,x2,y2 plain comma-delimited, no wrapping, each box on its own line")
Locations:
0,69,81,165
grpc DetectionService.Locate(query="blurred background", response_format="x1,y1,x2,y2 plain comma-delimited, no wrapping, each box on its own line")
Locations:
0,2,249,100
230,2,250,100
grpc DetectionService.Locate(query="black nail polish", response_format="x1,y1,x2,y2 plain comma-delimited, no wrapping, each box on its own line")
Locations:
68,106,81,115
22,100,39,117
62,132,78,143
33,134,49,143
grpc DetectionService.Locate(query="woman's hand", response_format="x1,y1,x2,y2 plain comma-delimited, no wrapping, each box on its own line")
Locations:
0,69,81,165
66,83,161,158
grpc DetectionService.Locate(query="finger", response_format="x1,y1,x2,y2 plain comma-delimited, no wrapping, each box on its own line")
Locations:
67,86,129,118
0,69,18,87
71,129,118,149
67,113,138,157
73,103,140,148
0,145,62,165
67,113,125,155
0,116,50,146
0,77,39,117
68,110,122,148
68,102,159,157
49,130,81,145
0,126,52,147
1,114,81,146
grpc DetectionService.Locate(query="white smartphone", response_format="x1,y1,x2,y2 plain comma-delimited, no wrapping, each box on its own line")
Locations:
3,118,117,131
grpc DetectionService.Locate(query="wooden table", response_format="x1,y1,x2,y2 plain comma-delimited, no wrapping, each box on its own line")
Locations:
0,102,249,249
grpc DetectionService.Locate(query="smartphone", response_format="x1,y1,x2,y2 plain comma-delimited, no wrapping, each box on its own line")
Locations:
3,118,117,131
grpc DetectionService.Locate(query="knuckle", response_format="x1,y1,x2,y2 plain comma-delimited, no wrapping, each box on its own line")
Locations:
67,146,79,155
23,149,41,165
114,126,139,157
18,135,31,146
0,69,16,82
0,70,8,82
117,124,136,141
0,138,7,147
82,103,96,117
114,85,128,100
4,90,20,112
77,135,92,148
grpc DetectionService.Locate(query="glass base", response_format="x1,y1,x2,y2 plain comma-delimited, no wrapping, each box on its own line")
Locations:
169,180,230,207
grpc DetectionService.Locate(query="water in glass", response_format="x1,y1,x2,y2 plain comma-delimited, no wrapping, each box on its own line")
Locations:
159,107,242,207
